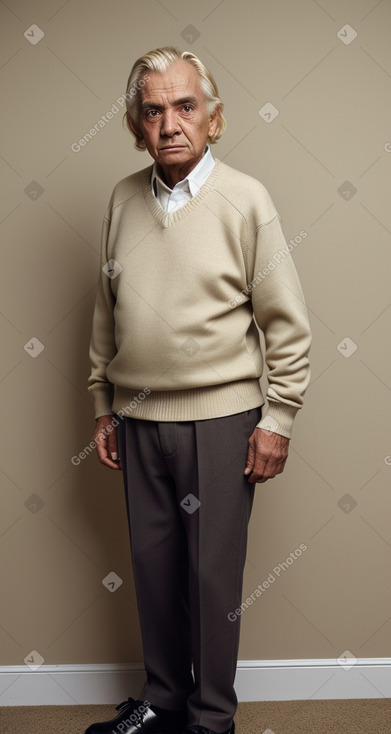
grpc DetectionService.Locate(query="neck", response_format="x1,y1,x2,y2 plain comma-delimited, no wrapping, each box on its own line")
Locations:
156,151,206,189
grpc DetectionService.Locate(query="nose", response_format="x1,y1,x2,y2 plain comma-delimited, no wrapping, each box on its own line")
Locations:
160,109,180,137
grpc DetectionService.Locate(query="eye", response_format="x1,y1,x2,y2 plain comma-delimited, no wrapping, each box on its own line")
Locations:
145,109,160,118
182,105,193,113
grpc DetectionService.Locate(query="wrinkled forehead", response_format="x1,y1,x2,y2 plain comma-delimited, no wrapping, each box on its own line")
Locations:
140,60,204,105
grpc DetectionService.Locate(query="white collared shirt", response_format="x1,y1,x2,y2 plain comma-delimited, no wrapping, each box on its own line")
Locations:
151,145,215,213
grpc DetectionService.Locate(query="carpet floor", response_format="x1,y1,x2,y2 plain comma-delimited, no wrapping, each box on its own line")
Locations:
1,699,390,734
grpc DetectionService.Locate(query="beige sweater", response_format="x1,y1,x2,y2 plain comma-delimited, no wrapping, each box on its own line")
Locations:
88,159,311,438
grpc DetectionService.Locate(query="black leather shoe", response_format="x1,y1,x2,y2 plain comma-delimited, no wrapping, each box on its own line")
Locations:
84,697,187,734
183,723,235,734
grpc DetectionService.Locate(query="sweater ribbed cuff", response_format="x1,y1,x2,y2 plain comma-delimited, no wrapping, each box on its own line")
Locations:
88,382,114,419
256,402,299,439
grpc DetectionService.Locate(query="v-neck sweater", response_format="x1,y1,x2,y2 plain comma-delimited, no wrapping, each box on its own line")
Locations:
88,159,311,438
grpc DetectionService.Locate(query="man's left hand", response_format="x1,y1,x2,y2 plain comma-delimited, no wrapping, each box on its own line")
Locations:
244,428,290,484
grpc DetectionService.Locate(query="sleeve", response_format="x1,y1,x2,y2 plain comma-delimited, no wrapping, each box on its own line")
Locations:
87,214,117,418
246,214,311,439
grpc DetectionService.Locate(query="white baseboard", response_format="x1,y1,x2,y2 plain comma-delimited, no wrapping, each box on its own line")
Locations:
0,659,390,706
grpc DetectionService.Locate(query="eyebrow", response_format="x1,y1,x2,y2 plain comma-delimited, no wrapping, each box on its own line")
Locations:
141,96,198,111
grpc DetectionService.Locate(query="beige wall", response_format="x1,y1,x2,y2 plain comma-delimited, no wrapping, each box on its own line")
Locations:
1,0,391,670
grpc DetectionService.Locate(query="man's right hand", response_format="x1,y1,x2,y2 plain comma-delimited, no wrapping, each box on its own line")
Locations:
93,414,122,470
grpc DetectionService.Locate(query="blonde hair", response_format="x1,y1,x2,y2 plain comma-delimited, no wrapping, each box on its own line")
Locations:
123,46,226,151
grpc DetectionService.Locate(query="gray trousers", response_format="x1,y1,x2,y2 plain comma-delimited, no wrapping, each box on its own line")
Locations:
117,406,262,732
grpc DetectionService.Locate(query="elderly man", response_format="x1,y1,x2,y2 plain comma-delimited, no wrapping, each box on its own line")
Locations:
86,46,311,734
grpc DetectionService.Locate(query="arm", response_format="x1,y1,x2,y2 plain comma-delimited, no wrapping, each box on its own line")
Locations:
244,214,311,482
88,213,120,469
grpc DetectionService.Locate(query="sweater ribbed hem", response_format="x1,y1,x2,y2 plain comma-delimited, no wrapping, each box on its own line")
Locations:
112,379,264,422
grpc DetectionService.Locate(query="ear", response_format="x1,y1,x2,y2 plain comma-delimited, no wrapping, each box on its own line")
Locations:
208,103,223,142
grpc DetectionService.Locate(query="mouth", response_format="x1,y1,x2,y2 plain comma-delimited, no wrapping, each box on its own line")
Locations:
159,145,186,151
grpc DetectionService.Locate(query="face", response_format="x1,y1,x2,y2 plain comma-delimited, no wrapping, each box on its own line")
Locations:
134,60,219,187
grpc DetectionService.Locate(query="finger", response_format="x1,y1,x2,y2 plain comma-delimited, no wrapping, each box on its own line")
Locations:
247,466,267,483
256,457,287,483
109,449,122,470
96,439,121,470
248,454,279,483
248,454,267,482
244,437,256,475
107,432,119,462
101,455,121,470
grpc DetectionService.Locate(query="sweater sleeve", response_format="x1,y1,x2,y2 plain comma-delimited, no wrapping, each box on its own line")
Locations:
246,214,311,439
87,214,117,418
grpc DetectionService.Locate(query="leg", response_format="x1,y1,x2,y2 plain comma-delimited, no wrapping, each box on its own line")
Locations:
117,417,195,710
185,408,261,732
161,408,261,732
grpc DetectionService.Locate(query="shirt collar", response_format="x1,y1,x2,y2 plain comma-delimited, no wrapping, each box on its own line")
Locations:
152,145,215,200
